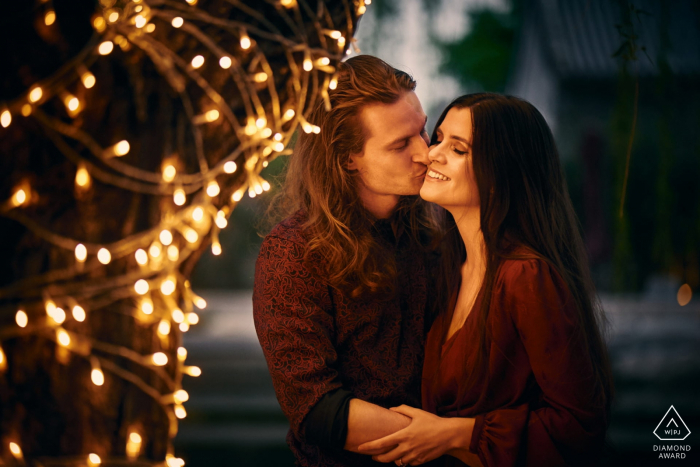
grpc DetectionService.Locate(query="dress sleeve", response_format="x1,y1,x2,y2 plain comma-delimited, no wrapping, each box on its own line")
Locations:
252,235,343,441
469,259,608,467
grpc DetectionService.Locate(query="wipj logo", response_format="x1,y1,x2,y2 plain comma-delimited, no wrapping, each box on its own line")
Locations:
654,405,691,441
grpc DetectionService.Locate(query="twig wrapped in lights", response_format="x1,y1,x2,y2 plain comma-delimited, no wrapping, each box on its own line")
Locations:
0,0,364,465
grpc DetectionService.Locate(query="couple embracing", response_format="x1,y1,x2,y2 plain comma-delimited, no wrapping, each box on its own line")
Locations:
253,55,614,467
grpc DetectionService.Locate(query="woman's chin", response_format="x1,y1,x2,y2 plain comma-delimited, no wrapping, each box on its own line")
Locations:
419,185,440,204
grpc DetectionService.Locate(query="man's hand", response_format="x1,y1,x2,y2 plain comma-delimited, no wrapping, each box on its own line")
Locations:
356,405,475,466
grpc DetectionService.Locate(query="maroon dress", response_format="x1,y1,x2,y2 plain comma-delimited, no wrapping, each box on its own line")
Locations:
422,252,609,467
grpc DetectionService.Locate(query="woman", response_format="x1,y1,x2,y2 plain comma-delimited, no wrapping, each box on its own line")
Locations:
357,93,615,466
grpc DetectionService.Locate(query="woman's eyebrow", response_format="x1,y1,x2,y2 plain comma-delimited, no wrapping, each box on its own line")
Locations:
448,134,472,147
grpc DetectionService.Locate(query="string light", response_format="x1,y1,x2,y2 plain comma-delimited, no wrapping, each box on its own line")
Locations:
174,404,187,419
158,319,171,336
193,296,207,309
21,104,31,116
149,241,162,258
240,31,251,49
91,359,105,386
173,188,186,206
97,248,111,264
159,230,173,246
75,164,91,188
167,245,179,261
72,305,86,322
81,70,96,89
183,366,201,377
171,17,184,28
57,328,71,347
0,347,6,371
88,453,102,466
9,442,22,459
126,432,142,460
253,72,268,83
281,0,296,7
135,249,148,265
1,109,11,128
177,347,187,361
110,140,130,157
211,240,222,255
140,297,154,314
16,310,28,328
219,56,232,69
52,307,66,324
184,227,198,244
134,15,147,28
160,277,176,296
191,207,204,222
179,322,190,332
134,279,149,295
162,164,176,182
191,55,204,68
215,211,227,228
28,86,42,103
45,10,56,26
11,188,28,207
223,161,237,173
186,312,199,325
204,109,220,122
171,308,185,323
98,41,114,55
152,352,168,366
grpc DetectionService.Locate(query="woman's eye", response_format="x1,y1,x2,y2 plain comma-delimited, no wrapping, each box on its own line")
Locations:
452,146,467,155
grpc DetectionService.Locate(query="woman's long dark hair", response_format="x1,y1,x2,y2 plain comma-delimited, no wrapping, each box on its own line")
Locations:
431,93,615,415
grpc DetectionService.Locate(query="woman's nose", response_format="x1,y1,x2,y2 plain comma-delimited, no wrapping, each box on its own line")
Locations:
428,144,444,164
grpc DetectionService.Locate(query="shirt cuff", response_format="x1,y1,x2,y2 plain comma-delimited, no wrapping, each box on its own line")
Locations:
303,387,354,449
469,413,486,453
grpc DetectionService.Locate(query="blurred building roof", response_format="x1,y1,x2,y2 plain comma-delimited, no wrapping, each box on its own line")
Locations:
534,0,700,78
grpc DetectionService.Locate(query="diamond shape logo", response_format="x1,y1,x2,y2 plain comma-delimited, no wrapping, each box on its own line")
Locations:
654,405,691,440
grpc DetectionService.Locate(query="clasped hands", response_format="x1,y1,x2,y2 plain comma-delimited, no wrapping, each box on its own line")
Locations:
357,405,467,466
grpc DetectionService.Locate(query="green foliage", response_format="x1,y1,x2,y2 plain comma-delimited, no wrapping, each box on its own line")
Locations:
437,8,517,92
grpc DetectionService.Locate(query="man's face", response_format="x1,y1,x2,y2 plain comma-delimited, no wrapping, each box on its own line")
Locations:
348,91,430,218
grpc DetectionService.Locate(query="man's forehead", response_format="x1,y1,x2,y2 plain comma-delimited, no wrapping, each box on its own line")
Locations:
360,92,426,140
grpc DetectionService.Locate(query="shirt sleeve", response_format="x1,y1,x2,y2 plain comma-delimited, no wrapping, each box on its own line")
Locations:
469,258,608,467
252,235,344,441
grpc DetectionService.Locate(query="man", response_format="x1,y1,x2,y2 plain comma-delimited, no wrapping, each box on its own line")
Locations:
253,55,439,467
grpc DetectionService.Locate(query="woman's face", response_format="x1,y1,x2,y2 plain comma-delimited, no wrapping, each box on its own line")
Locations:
420,107,480,210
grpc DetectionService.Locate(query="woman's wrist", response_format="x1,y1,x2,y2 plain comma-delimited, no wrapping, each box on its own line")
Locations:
442,416,476,451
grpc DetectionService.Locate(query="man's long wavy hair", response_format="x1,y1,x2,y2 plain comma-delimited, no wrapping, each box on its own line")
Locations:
430,93,615,417
268,55,439,301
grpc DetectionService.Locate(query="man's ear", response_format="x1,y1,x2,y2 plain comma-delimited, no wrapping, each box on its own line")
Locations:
347,153,360,171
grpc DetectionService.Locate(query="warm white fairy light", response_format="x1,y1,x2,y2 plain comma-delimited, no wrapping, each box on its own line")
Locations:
28,86,43,103
338,35,346,47
162,164,176,182
281,0,296,8
283,108,295,120
88,453,102,466
135,249,148,265
171,308,185,323
149,241,162,258
204,109,220,122
193,296,207,309
75,164,91,188
173,188,186,206
159,230,173,246
184,227,198,244
91,359,105,386
9,442,22,459
253,72,268,83
98,41,114,55
256,117,266,129
45,10,56,26
211,240,222,256
191,55,204,68
240,31,251,49
111,140,130,156
21,104,31,116
52,307,66,324
174,404,187,419
303,56,313,72
260,127,273,138
157,319,171,336
64,94,80,113
0,347,6,371
140,297,154,314
1,109,11,128
223,161,237,173
72,305,86,322
171,17,184,28
186,312,199,325
184,366,201,377
174,389,189,403
215,211,227,228
45,299,56,316
152,352,168,366
167,245,179,261
126,432,142,460
11,188,27,207
75,243,87,263
81,71,96,89
107,11,120,23
219,56,232,69
160,277,176,296
179,322,190,332
177,347,187,361
97,248,111,264
57,328,71,347
16,310,28,328
134,279,149,295
134,15,147,28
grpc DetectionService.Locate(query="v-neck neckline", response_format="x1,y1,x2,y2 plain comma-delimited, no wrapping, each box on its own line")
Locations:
441,279,486,354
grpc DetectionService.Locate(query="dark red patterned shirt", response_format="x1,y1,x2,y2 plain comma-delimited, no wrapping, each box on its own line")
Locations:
253,210,431,467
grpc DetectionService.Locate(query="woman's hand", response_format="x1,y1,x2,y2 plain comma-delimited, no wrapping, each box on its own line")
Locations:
357,405,473,466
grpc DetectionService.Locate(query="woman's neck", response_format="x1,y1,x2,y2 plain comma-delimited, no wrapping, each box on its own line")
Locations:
449,206,487,275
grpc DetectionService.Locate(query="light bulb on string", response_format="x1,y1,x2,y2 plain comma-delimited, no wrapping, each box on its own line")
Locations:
134,15,147,28
167,245,179,261
338,35,346,47
63,93,81,116
21,104,31,116
184,366,201,377
240,30,251,49
303,53,313,72
134,279,149,295
171,308,185,324
171,17,184,28
126,432,142,460
52,307,66,324
186,0,198,4
152,352,168,366
56,328,71,347
191,206,204,222
179,322,190,332
162,164,176,182
29,86,43,103
1,109,11,128
11,187,28,207
223,161,237,173
219,56,232,69
72,305,86,322
193,295,207,309
161,277,176,295
211,240,222,256
135,249,148,265
157,319,171,336
9,442,21,459
204,109,220,122
206,180,220,197
0,346,6,371
215,211,227,229
281,0,296,7
191,55,204,68
97,248,111,264
91,358,104,386
283,108,295,121
260,127,272,138
159,230,173,246
92,16,106,32
98,41,114,55
45,10,56,26
88,453,102,466
184,227,198,244
253,72,268,83
177,347,187,361
107,140,130,157
81,70,96,89
16,310,28,328
140,297,154,314
174,404,187,419
174,389,189,403
231,188,245,202
75,164,91,189
173,187,186,206
186,312,199,325
149,241,162,258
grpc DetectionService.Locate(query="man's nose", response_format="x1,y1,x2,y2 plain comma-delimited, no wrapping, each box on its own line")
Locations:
412,138,430,166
